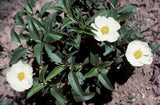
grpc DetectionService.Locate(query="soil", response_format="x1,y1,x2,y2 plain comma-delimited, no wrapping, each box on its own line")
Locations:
0,0,160,105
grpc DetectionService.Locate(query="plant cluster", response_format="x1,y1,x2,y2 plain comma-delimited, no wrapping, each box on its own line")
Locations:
1,0,160,104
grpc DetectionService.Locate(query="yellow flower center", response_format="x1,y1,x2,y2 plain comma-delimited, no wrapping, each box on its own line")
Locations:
134,50,142,59
101,26,109,34
17,72,25,80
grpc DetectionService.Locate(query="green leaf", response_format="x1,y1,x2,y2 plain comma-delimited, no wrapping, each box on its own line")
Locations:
14,12,25,27
97,73,114,91
107,9,117,19
0,71,5,77
48,6,64,11
68,71,84,96
25,0,33,14
0,99,10,105
46,66,65,81
33,77,40,86
70,28,95,36
44,13,57,31
32,18,43,31
86,10,109,25
103,45,115,56
90,52,99,66
83,57,89,65
39,65,48,82
110,0,118,7
76,72,85,85
20,24,26,35
45,44,62,64
9,48,27,65
30,0,38,7
50,86,67,103
61,18,73,30
84,68,98,78
55,0,64,8
34,44,43,65
68,56,75,69
119,12,136,22
62,52,75,63
47,32,64,40
72,90,95,102
27,84,44,99
26,15,40,40
11,29,21,45
41,1,53,16
118,5,135,13
98,61,113,70
150,44,160,54
63,0,75,20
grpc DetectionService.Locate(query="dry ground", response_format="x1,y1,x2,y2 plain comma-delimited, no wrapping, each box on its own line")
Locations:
0,0,160,104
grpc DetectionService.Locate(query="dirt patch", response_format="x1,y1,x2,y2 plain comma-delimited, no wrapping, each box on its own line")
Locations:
0,0,160,104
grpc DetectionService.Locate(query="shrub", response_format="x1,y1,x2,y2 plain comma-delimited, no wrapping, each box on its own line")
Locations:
1,0,160,104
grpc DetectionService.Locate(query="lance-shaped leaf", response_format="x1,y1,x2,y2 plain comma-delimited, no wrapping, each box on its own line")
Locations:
30,0,38,7
20,24,26,35
34,44,43,65
13,11,25,27
70,28,95,36
27,84,44,99
62,52,75,63
98,61,113,70
72,90,95,102
150,44,160,54
63,0,75,20
119,12,136,22
41,1,53,16
50,86,67,103
26,15,40,40
61,18,73,30
9,48,27,65
68,71,84,96
84,68,98,78
55,0,64,8
48,6,64,11
90,52,99,66
86,10,109,25
103,45,115,56
118,5,135,13
25,0,33,14
110,0,118,7
0,71,4,77
45,44,62,64
46,66,65,81
47,32,64,40
32,18,44,31
11,29,21,45
44,13,57,31
97,73,114,91
0,99,10,105
39,65,48,82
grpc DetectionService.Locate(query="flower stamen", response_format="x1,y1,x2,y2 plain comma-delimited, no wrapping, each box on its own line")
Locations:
17,72,25,80
101,26,109,34
134,50,142,59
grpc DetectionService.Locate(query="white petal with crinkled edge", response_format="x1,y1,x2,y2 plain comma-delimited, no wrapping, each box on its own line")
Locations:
125,40,153,67
106,17,121,31
91,16,121,42
6,61,33,92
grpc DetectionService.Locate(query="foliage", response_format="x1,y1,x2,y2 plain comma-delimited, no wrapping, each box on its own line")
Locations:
2,0,160,104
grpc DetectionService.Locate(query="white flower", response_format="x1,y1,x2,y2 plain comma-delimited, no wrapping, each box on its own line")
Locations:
91,16,121,42
125,40,153,66
6,61,33,92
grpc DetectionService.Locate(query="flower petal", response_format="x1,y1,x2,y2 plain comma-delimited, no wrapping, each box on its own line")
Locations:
6,61,33,92
107,17,121,31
